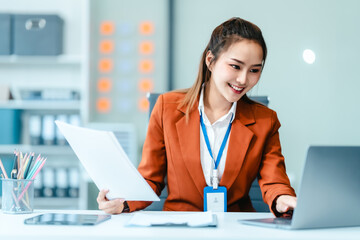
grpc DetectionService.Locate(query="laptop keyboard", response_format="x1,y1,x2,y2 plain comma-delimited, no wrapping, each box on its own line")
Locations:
272,218,292,225
252,217,292,225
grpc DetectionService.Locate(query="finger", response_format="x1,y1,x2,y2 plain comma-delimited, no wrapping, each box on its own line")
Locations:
105,204,124,214
283,197,297,210
99,198,124,211
289,197,297,208
276,203,288,213
97,189,109,203
101,199,124,214
99,199,116,210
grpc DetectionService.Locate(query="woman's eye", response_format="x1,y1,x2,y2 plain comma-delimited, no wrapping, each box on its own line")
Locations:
250,69,260,73
230,64,240,70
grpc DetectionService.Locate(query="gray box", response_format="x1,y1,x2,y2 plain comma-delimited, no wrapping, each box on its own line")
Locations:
13,14,63,55
0,14,12,55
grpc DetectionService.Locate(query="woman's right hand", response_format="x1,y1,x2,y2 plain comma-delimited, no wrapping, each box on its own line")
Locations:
97,189,125,214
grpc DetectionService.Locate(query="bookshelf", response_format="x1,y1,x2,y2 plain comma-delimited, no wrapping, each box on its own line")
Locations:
1,0,161,210
0,0,88,210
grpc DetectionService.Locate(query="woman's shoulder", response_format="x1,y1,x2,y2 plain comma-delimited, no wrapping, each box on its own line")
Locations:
240,97,277,119
160,90,187,103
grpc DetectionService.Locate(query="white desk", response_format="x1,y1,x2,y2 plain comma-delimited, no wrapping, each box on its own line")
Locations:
1,210,359,240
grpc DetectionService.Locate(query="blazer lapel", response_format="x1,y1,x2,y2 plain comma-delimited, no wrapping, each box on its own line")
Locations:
220,99,255,190
176,104,206,198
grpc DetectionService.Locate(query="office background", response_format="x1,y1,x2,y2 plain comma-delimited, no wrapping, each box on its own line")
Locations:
1,0,360,209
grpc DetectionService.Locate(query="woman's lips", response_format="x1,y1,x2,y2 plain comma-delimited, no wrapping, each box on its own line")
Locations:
229,83,244,94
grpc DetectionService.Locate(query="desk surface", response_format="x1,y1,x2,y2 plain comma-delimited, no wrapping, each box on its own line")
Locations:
1,210,359,240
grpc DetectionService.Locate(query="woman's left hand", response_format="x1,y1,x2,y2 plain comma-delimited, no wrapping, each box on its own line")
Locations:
276,195,297,213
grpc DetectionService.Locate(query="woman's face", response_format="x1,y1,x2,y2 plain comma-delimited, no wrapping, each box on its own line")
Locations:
206,39,263,106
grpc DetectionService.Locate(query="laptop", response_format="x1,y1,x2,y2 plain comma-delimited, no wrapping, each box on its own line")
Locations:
240,146,360,230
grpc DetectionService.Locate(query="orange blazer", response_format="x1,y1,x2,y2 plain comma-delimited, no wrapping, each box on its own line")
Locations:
128,92,295,213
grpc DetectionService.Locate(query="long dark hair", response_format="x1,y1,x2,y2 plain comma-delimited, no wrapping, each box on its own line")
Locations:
178,17,267,118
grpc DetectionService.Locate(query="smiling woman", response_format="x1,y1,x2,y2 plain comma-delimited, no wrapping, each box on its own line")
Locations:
97,17,296,216
203,40,263,121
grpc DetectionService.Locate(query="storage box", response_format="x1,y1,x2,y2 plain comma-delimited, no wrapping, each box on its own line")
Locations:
13,14,63,55
0,14,12,55
0,109,21,144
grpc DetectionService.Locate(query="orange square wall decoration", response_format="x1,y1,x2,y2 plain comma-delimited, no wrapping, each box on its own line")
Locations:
97,98,111,113
99,40,114,54
138,97,150,112
100,21,115,35
139,21,154,35
97,78,112,92
138,78,153,92
139,41,154,55
99,59,113,73
139,59,154,73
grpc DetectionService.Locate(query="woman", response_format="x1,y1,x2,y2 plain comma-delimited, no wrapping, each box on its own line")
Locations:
97,17,297,216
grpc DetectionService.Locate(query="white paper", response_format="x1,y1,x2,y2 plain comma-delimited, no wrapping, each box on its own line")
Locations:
55,121,160,201
127,212,215,227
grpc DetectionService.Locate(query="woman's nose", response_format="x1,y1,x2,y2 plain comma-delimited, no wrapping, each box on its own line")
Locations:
236,71,248,85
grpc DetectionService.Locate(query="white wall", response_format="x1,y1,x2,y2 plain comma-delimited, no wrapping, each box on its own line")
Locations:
173,0,360,190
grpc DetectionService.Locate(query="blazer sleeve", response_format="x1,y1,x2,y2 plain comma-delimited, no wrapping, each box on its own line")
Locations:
257,111,296,215
127,95,167,212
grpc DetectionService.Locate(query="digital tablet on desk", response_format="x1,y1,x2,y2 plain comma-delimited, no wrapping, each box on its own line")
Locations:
24,213,111,226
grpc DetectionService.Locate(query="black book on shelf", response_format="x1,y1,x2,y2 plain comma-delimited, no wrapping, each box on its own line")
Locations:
68,168,79,198
55,168,69,198
42,168,55,198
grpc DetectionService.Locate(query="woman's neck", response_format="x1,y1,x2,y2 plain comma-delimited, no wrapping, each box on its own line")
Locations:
203,82,232,124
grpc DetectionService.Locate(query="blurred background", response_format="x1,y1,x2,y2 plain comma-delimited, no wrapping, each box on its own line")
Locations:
0,0,359,210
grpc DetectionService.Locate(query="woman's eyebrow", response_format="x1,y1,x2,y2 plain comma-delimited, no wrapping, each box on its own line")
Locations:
230,58,262,67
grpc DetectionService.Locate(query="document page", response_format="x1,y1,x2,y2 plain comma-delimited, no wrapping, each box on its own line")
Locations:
127,212,217,227
55,121,160,201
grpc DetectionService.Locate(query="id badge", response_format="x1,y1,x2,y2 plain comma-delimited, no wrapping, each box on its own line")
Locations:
203,186,227,212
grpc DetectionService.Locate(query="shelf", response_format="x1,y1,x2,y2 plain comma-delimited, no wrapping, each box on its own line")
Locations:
34,197,80,209
0,145,75,155
0,197,80,210
0,100,81,110
0,55,82,65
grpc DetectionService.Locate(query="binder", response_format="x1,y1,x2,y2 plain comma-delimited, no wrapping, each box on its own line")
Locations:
29,114,42,145
42,168,55,197
42,115,55,145
55,167,69,198
55,115,68,145
34,171,43,198
69,114,81,126
68,167,79,198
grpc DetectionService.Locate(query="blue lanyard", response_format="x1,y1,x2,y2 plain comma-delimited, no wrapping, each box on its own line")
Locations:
200,112,233,170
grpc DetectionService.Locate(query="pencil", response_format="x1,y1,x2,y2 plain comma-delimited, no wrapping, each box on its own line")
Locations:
18,158,47,202
23,153,34,179
0,158,8,179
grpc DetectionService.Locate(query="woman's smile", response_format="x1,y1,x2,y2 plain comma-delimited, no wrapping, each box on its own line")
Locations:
228,83,244,94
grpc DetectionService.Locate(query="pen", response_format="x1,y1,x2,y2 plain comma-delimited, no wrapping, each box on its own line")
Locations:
18,158,47,202
26,157,43,180
17,153,27,179
0,158,9,179
19,153,31,179
23,153,34,179
11,169,17,179
12,151,18,179
12,151,18,169
18,152,22,173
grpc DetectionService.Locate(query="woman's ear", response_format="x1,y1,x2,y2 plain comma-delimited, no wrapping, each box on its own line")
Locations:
205,50,214,71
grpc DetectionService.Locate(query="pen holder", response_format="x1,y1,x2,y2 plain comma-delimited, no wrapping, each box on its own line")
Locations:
1,178,34,214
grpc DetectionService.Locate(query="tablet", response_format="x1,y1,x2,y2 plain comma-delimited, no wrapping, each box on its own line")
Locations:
24,213,111,226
